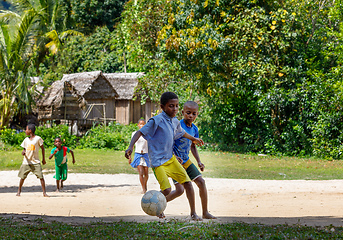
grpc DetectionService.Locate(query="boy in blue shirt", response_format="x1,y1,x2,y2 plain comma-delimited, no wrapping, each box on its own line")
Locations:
170,101,216,219
125,92,204,220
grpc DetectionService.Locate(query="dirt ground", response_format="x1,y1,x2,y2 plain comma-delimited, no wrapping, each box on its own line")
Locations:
1,170,343,227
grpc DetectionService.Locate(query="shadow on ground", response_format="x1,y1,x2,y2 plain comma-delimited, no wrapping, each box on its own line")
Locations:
0,213,342,227
0,184,132,193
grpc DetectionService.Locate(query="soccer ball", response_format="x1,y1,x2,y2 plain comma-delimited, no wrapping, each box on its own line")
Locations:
141,190,167,216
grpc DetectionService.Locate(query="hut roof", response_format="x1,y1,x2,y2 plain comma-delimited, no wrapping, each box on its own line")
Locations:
37,71,118,107
104,72,144,100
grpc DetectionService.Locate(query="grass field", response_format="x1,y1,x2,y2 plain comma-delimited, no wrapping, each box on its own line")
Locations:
1,149,343,180
2,149,343,238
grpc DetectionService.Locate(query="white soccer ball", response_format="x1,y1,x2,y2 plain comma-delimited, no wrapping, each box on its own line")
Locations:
141,190,167,216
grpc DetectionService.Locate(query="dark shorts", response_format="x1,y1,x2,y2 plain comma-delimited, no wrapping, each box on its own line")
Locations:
18,164,44,179
172,162,201,184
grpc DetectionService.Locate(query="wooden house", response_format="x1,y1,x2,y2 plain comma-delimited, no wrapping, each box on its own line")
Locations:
36,71,158,127
104,73,159,124
37,71,118,126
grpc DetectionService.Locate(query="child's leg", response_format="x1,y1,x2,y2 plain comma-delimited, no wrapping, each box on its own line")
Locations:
194,177,216,219
166,182,184,202
143,166,149,192
137,165,147,193
40,178,49,197
183,181,202,221
56,180,60,191
16,178,25,196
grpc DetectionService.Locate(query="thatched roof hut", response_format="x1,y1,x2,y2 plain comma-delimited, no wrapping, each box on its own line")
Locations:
104,72,158,124
37,71,118,122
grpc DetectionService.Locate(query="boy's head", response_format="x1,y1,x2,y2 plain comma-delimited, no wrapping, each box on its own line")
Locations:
25,124,36,136
182,101,199,125
137,119,146,129
160,92,179,118
54,137,62,148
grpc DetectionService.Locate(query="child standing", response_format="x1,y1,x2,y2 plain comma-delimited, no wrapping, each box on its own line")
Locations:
49,137,75,192
17,124,49,197
129,119,150,193
125,92,204,220
170,101,216,219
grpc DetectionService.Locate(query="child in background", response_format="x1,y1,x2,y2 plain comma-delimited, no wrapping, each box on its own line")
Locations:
170,101,216,219
125,92,204,220
49,137,75,192
17,124,49,197
129,119,150,193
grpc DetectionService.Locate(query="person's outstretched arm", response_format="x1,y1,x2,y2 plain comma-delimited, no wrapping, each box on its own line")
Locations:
183,132,204,147
191,143,204,171
70,150,75,164
125,131,143,160
40,145,46,165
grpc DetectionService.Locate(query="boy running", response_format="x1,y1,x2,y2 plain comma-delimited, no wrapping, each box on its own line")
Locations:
125,92,204,220
170,101,216,219
17,124,49,197
49,137,75,192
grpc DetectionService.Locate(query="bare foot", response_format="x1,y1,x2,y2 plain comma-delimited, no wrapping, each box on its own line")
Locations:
203,212,217,219
191,213,202,221
16,192,21,197
157,212,165,219
43,193,50,197
55,189,60,192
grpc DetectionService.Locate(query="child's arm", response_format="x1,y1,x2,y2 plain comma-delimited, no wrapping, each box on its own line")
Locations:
125,131,143,160
191,143,204,171
40,145,46,165
70,149,75,164
183,132,204,147
49,148,59,159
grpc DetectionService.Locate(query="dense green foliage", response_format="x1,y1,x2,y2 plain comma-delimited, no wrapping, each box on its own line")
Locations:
0,217,342,239
0,122,137,150
2,0,343,159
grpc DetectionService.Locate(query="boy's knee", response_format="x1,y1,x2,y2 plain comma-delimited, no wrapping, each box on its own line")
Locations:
162,188,171,196
195,177,205,187
175,183,185,195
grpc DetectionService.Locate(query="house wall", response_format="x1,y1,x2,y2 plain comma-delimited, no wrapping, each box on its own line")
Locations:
115,100,130,124
81,99,115,121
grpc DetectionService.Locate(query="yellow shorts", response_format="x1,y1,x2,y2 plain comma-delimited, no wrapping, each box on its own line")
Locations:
152,155,191,191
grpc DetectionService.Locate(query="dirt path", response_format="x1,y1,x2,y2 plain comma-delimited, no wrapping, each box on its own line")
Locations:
1,171,343,226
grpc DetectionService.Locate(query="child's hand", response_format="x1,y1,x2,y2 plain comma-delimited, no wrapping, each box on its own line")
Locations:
176,156,183,164
54,148,59,154
198,162,205,171
42,159,46,165
72,159,75,164
128,158,132,164
192,138,204,147
22,150,26,156
125,148,132,160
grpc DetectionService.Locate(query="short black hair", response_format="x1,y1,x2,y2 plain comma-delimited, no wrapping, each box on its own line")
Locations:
138,119,146,124
55,137,62,142
184,101,199,109
160,92,178,106
27,124,36,134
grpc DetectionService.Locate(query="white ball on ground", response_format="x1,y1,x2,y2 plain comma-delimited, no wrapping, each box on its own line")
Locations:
141,190,167,216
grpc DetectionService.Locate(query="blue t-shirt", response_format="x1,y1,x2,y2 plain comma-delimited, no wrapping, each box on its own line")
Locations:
173,119,199,164
140,111,185,168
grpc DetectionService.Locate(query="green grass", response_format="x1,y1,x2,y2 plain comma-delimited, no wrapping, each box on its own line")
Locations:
0,217,342,239
1,149,343,180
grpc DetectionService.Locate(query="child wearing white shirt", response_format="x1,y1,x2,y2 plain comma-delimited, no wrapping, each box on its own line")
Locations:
128,119,150,193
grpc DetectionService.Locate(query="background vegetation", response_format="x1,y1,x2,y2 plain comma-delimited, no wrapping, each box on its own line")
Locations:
1,0,343,159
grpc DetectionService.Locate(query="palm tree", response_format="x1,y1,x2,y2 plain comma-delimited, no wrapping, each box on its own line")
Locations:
0,9,37,128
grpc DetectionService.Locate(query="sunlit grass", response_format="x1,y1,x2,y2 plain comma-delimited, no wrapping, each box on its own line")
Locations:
1,149,343,180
